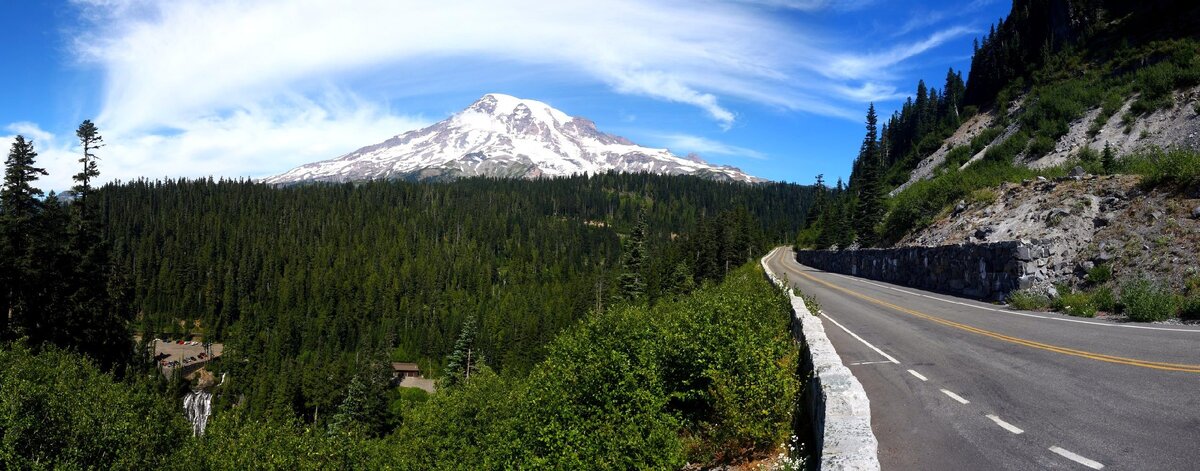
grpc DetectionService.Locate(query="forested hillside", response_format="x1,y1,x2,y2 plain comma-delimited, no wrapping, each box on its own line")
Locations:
1,265,802,469
97,174,813,419
799,0,1200,248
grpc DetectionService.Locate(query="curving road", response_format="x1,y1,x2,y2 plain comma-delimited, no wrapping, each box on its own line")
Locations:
764,247,1200,470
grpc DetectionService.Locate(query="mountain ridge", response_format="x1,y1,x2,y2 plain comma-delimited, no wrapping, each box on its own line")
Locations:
264,93,763,184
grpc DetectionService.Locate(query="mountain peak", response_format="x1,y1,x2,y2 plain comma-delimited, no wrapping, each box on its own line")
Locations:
264,94,763,184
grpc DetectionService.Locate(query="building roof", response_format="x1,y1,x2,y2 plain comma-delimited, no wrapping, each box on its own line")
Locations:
391,362,420,372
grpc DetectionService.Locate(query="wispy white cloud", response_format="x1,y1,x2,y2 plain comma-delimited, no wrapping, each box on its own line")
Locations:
735,0,875,12
824,26,975,81
892,0,996,37
58,0,969,182
6,94,429,191
653,133,768,160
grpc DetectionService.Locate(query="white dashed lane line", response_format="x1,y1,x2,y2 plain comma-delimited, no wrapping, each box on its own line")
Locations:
819,311,901,364
985,414,1024,435
940,389,971,404
775,255,1116,470
1050,446,1105,469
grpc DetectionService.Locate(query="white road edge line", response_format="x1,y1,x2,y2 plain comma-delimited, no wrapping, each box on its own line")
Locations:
907,369,927,381
819,312,901,364
818,270,1200,333
849,360,894,366
940,389,970,404
1049,446,1104,469
985,414,1024,434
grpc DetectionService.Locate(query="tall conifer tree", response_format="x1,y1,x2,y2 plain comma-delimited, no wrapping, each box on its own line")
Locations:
1,136,46,339
852,104,883,247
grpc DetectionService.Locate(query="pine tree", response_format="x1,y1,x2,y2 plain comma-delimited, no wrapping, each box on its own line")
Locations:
668,262,695,298
616,211,647,302
1101,142,1117,174
1,136,47,340
63,120,131,372
329,351,389,436
73,120,103,207
852,104,884,247
804,174,825,227
444,315,481,387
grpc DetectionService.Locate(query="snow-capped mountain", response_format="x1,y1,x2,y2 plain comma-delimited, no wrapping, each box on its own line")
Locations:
263,93,763,184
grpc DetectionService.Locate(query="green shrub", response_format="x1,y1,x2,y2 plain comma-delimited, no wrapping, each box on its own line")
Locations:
1117,148,1200,188
1086,264,1113,284
180,413,397,469
1091,286,1117,313
1007,289,1051,310
1180,295,1200,321
1027,134,1057,158
394,265,800,469
1120,277,1179,322
1053,289,1098,318
0,345,189,469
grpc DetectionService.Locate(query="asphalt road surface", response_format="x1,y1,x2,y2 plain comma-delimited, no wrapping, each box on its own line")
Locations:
764,247,1200,470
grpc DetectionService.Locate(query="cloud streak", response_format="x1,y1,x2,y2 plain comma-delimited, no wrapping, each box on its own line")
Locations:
654,133,768,160
54,0,972,183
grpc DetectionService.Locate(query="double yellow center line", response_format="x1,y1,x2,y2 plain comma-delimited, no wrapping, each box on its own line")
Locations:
793,268,1200,374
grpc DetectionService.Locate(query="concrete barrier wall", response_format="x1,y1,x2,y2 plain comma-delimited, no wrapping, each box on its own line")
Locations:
762,248,880,471
795,241,1049,300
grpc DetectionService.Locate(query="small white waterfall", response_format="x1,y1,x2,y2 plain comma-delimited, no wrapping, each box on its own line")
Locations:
183,390,213,436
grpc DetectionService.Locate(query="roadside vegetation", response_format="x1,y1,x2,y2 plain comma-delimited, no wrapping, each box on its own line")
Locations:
1007,268,1200,323
0,265,802,469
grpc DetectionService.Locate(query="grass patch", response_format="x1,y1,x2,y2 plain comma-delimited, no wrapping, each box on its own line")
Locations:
1120,277,1179,322
1086,264,1113,284
968,188,998,205
1007,289,1051,310
1180,295,1200,321
1115,148,1200,189
1091,286,1117,313
936,127,1005,173
1053,288,1098,318
799,292,821,315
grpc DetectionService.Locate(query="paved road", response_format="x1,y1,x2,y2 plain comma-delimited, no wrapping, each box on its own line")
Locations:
764,247,1200,470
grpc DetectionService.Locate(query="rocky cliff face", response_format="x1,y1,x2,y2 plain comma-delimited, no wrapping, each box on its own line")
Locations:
904,173,1200,292
264,93,762,184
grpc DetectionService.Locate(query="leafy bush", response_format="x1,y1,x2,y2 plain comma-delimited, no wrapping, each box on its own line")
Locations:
1116,148,1200,189
1053,289,1098,318
1007,289,1051,310
395,265,800,469
0,345,188,469
968,188,998,205
1086,264,1113,284
1120,277,1179,322
179,413,396,469
1180,296,1200,321
1129,41,1200,116
1026,133,1057,158
1091,286,1117,313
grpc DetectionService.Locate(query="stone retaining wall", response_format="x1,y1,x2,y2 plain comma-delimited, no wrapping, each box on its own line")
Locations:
762,248,880,470
795,241,1050,300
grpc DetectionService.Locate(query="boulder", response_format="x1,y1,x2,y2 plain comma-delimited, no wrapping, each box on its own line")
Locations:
1069,166,1086,178
1192,206,1200,219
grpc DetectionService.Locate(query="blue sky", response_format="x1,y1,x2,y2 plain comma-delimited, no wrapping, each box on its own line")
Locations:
0,0,1010,190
